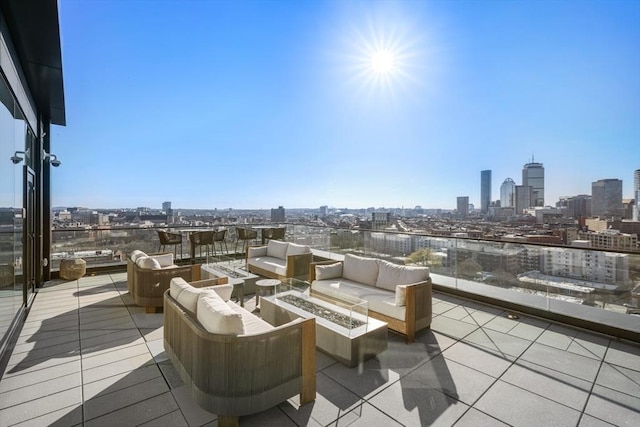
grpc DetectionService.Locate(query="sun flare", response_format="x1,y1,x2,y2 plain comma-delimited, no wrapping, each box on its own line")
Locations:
371,50,395,74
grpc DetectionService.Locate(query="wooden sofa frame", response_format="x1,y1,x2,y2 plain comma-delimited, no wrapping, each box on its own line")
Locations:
309,260,432,343
127,257,201,313
163,287,316,427
246,245,313,282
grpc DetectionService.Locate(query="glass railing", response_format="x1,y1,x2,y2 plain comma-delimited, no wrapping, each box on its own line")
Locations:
51,222,640,337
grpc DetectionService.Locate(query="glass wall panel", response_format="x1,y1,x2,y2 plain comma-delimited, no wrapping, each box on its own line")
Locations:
0,73,26,342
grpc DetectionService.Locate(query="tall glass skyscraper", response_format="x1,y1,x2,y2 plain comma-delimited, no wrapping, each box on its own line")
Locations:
592,179,623,218
522,162,544,206
634,169,640,221
480,170,491,214
500,178,516,208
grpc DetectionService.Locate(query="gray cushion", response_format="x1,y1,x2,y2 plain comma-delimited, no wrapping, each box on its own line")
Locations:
315,262,343,280
286,243,310,257
197,290,245,335
266,240,288,259
375,261,430,292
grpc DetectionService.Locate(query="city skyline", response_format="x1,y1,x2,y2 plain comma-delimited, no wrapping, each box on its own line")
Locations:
51,0,639,210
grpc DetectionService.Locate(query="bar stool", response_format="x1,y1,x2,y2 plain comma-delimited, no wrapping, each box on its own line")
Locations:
212,229,229,255
189,230,214,263
235,227,258,254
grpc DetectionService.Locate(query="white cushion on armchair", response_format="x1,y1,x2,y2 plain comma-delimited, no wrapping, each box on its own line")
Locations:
248,246,267,258
286,243,310,257
266,240,288,259
136,256,161,270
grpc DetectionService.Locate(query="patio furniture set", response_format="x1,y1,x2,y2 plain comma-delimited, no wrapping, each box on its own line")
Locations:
124,236,432,426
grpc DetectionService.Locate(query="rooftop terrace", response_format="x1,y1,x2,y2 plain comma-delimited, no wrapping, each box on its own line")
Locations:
1,272,638,426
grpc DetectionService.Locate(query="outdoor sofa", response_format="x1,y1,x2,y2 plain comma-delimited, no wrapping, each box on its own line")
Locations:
310,253,432,343
246,240,313,281
164,277,316,427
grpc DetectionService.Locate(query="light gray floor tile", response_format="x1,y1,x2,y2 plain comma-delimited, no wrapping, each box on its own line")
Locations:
432,301,460,315
475,380,582,427
535,323,580,350
604,340,640,371
315,349,338,371
80,328,144,356
82,352,155,384
482,315,520,334
322,357,400,399
81,342,152,369
83,375,170,421
16,404,83,427
595,362,640,397
463,327,533,358
5,352,80,377
578,413,619,427
130,312,164,329
146,338,169,363
367,377,470,426
584,384,640,426
442,341,515,378
170,384,217,426
336,402,403,427
440,305,477,320
0,372,81,410
454,408,510,426
137,409,189,427
237,406,298,427
280,372,362,426
139,327,164,342
520,342,602,383
0,359,80,392
431,315,479,340
0,387,82,426
11,330,79,355
407,354,495,405
83,364,162,400
567,332,610,360
500,359,592,410
459,309,499,327
158,360,184,389
84,391,179,427
507,318,548,341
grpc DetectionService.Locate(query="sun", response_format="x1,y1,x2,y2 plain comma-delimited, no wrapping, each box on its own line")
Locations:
371,50,395,74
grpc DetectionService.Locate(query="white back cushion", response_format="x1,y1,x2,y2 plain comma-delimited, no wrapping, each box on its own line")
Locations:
130,250,147,262
171,277,200,313
286,243,311,257
150,253,174,267
197,290,245,335
248,245,267,258
342,254,379,286
375,261,430,292
315,262,343,280
266,240,289,259
136,256,161,270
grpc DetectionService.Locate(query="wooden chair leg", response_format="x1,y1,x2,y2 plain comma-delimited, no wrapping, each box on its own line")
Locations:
217,415,239,427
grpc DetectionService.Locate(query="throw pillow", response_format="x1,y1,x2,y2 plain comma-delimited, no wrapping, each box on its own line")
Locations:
395,284,408,307
315,262,343,280
266,240,288,259
136,256,161,270
342,254,379,286
130,250,147,263
150,253,174,267
197,290,245,335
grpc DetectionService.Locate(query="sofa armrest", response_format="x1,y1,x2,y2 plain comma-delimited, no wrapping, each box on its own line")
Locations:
309,260,344,282
247,245,267,259
286,252,313,278
403,278,432,343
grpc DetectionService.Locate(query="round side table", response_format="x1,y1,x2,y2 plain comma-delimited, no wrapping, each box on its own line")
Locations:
255,279,280,308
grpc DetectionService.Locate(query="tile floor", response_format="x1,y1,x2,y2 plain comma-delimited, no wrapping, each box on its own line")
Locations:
0,272,639,426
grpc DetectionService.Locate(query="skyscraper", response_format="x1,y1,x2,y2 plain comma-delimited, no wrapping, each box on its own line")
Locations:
271,206,285,222
500,178,516,208
634,169,640,221
457,196,469,219
515,185,532,214
480,170,491,214
522,161,544,206
591,179,623,218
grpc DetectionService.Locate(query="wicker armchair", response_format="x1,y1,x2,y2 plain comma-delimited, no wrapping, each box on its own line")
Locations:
127,252,201,313
164,286,316,427
261,226,286,244
189,230,215,263
235,227,258,254
157,230,183,259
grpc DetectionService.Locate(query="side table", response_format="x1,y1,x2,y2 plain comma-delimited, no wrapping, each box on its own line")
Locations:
255,279,280,308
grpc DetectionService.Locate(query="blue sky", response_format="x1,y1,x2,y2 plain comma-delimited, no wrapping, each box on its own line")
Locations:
52,0,640,210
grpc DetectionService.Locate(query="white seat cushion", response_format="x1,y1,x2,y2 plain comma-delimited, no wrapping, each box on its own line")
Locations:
375,261,430,292
342,254,379,287
266,240,289,259
227,301,274,334
248,256,287,276
197,290,245,335
312,279,405,321
130,250,147,263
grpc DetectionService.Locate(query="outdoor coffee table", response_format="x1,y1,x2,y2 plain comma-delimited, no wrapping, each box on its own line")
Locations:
260,282,388,367
200,262,259,307
255,279,280,307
